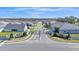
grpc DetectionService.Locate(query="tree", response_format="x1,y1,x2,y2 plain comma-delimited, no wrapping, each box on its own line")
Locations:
56,16,77,24
44,23,49,28
54,27,60,33
64,16,77,24
48,20,52,29
23,32,27,36
44,21,51,29
27,26,30,29
66,33,71,40
10,33,13,38
53,27,60,36
56,17,64,22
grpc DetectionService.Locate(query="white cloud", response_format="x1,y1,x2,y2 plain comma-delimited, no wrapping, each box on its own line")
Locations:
4,7,63,13
14,8,31,11
26,11,42,14
12,7,62,12
0,7,64,18
8,8,31,12
35,7,63,11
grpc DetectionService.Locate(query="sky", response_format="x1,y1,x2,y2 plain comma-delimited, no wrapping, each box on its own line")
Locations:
0,7,79,18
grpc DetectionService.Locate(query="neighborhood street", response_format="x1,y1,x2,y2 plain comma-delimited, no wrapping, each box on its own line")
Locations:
0,22,79,51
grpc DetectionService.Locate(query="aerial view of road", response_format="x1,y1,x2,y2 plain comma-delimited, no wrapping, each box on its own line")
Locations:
0,7,79,51
0,22,79,51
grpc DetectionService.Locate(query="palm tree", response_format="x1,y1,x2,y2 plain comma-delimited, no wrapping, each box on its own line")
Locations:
54,27,60,33
53,27,60,36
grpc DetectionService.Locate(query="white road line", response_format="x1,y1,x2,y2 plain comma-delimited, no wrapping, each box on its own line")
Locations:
0,40,7,47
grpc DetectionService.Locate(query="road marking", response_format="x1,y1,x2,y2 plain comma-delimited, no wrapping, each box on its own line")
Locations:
0,40,7,47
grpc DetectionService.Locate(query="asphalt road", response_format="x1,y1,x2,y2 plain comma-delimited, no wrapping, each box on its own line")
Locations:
0,23,79,51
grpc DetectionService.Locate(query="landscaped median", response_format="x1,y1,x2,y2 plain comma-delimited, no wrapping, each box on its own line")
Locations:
48,34,79,43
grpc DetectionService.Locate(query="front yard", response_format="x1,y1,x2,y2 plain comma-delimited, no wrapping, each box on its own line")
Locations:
0,32,23,36
68,34,79,36
48,34,79,43
0,32,23,42
0,24,36,43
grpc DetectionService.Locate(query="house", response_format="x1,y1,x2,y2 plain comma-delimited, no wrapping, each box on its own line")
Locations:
0,23,7,32
74,19,79,26
3,23,27,32
50,22,79,34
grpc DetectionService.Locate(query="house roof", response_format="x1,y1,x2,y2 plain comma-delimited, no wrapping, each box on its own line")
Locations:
4,23,26,30
51,22,79,30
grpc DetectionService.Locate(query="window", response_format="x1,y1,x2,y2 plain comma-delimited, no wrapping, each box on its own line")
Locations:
11,29,18,31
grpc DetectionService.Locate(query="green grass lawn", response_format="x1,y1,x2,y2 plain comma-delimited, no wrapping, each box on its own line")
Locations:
64,34,79,36
48,34,79,43
29,24,36,33
0,32,23,43
70,34,79,36
12,34,32,42
0,32,23,36
5,32,33,43
30,27,35,32
0,25,36,42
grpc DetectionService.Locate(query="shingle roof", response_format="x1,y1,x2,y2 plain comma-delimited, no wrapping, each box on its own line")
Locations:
51,22,79,30
4,23,25,30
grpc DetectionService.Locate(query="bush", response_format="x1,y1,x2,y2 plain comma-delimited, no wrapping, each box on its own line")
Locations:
9,33,14,39
22,32,27,37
